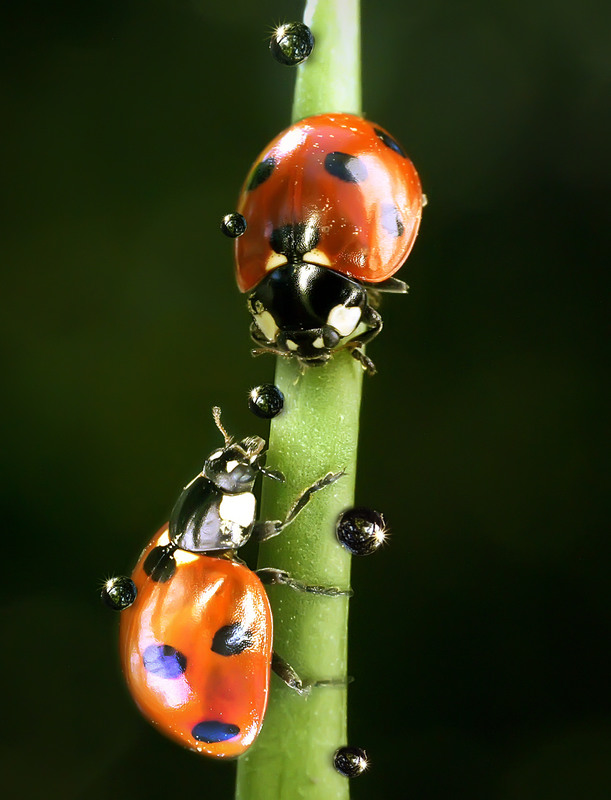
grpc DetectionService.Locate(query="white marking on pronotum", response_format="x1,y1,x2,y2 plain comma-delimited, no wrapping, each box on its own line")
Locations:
219,493,256,527
327,305,361,337
286,339,299,351
312,336,324,348
254,310,279,341
265,252,288,272
174,550,199,567
304,248,331,267
225,460,239,472
157,530,171,547
156,528,197,566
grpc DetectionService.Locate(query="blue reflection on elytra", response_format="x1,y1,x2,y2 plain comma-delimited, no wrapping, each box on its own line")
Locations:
142,644,187,679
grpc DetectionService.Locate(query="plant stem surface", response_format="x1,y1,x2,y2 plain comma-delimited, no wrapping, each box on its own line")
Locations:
236,1,362,797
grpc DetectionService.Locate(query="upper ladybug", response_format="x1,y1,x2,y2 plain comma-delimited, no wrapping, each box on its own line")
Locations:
226,113,424,373
235,113,423,292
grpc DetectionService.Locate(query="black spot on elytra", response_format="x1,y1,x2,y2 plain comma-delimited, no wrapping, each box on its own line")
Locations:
374,127,407,158
270,221,320,259
380,204,405,237
212,623,254,656
247,157,276,191
324,152,368,183
192,720,241,743
142,644,187,679
143,545,177,583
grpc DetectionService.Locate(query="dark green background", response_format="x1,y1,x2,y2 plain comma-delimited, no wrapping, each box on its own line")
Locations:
2,1,609,797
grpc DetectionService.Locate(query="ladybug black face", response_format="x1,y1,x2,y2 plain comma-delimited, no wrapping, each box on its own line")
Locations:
204,437,265,494
248,263,367,364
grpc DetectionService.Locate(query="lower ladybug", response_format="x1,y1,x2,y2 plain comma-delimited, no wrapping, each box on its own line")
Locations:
103,408,343,758
225,113,423,373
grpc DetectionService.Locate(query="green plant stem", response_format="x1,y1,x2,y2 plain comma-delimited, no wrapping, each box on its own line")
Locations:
235,1,362,799
292,0,361,120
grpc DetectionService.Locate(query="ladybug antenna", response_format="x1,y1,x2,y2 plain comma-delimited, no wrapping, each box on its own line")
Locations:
257,461,285,483
212,406,232,446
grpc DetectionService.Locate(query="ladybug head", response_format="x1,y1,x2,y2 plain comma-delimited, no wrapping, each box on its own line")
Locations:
203,408,284,493
247,263,367,365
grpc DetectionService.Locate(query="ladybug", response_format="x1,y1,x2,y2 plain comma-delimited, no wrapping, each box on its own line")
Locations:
103,408,343,758
228,113,423,372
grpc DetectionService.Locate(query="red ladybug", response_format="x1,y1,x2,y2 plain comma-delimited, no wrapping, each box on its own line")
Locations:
102,409,342,758
224,113,423,372
117,526,271,758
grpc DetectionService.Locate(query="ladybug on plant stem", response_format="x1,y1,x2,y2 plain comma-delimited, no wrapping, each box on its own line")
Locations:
223,113,423,373
103,407,345,758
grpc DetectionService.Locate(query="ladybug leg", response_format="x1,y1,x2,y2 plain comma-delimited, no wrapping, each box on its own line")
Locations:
256,567,352,596
254,457,285,482
252,470,344,541
344,305,383,374
251,346,297,363
271,651,309,694
354,305,383,345
347,345,377,375
271,652,350,695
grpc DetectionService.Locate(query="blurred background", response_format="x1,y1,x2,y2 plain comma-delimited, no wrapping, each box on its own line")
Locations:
1,0,609,797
